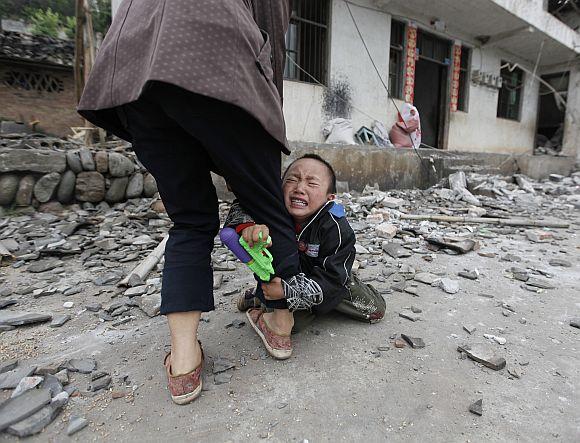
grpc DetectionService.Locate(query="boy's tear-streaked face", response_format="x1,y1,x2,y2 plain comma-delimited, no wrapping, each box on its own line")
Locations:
282,158,334,224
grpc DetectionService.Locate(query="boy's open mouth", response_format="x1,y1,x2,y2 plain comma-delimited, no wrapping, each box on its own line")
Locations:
290,197,308,208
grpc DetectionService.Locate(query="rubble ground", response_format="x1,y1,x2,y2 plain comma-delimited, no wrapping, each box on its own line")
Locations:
1,171,579,442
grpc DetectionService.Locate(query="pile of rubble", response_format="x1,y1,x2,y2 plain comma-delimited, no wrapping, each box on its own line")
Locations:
0,165,578,437
0,30,74,67
0,134,158,211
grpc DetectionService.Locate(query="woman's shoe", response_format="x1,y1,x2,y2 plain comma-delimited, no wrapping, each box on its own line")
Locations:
164,341,204,405
246,309,292,360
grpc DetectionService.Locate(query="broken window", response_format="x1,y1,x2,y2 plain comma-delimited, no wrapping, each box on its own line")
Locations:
547,0,580,31
3,70,64,93
457,46,470,112
389,20,405,99
284,0,330,85
497,63,524,121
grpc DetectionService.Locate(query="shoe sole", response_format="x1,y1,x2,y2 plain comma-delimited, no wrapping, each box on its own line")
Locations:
170,379,203,405
246,310,292,360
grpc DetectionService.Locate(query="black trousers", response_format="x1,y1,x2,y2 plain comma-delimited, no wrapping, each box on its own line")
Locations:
120,82,299,314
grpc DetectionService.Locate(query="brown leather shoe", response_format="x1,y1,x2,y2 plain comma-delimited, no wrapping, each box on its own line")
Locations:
246,309,292,360
164,342,204,405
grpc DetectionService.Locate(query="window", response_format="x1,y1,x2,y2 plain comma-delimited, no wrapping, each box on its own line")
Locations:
547,0,580,31
3,70,64,93
497,62,524,121
389,20,405,99
284,0,330,85
457,46,470,111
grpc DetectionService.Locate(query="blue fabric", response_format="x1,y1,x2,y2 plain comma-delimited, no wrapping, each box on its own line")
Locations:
329,202,346,218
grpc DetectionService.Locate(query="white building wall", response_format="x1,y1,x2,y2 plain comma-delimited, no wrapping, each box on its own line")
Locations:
562,65,580,160
284,0,403,144
448,47,540,154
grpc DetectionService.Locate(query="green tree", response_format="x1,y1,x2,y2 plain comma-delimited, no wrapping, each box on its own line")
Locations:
28,7,61,38
63,15,76,39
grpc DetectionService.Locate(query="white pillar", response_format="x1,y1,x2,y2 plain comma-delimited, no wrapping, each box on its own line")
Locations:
562,64,580,160
111,0,122,17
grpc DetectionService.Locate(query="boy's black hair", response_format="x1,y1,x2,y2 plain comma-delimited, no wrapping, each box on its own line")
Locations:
282,153,337,194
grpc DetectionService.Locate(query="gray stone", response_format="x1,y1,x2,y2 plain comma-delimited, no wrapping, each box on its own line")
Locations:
214,372,232,385
14,175,35,206
213,357,236,374
33,172,61,203
0,300,17,309
56,170,76,203
401,334,425,349
109,152,134,177
78,148,95,171
50,315,70,328
66,416,88,436
0,149,66,173
399,310,420,322
106,177,129,203
458,270,479,280
0,366,36,389
469,399,483,416
382,242,411,259
225,319,246,329
0,359,18,374
438,278,459,294
549,258,572,268
11,376,43,398
463,325,476,334
457,344,506,371
6,402,63,437
94,151,108,173
526,277,556,290
1,121,29,134
75,171,105,202
570,318,580,329
0,174,19,205
67,358,96,374
40,374,63,397
414,272,438,285
124,285,148,297
126,172,144,198
94,271,123,286
55,369,69,386
0,388,51,431
0,311,52,327
28,259,62,273
137,294,161,317
88,375,111,392
66,150,83,173
85,302,102,312
143,173,158,197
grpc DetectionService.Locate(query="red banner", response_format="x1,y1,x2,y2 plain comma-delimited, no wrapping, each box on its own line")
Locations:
450,43,462,112
403,24,417,104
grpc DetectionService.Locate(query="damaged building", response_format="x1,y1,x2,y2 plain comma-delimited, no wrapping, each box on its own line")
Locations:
0,24,82,137
278,0,579,161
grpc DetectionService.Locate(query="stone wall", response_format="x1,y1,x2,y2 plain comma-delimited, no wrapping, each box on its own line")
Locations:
0,146,158,210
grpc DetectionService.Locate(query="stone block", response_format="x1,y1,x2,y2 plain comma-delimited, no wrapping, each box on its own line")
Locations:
0,149,66,173
126,173,144,199
57,170,75,203
94,151,108,173
0,174,19,205
66,150,83,173
14,175,35,206
143,173,158,197
75,172,105,202
33,172,61,203
106,177,129,203
108,152,134,177
78,148,95,171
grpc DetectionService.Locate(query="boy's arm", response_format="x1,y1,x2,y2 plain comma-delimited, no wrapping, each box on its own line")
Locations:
309,217,356,314
223,199,255,234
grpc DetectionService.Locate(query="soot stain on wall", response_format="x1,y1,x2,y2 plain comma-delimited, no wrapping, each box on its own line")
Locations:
323,78,352,119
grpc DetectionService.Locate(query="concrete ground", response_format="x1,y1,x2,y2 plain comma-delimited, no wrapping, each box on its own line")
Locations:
1,195,579,442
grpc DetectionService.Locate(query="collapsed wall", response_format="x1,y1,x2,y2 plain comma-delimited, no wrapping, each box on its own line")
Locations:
0,140,158,210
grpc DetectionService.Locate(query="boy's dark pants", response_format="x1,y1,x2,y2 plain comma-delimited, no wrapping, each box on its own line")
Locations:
120,82,298,314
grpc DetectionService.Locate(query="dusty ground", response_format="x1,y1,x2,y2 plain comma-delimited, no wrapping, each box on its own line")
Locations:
1,183,579,442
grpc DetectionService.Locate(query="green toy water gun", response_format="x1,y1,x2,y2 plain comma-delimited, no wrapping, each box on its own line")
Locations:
219,227,274,281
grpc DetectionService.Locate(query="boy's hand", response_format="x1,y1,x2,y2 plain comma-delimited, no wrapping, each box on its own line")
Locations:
241,224,271,248
261,277,284,300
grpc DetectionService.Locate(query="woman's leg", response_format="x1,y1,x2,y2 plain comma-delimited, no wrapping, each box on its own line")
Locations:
121,98,219,375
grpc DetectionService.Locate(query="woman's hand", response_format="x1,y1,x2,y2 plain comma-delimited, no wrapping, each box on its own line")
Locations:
241,224,271,248
261,277,284,300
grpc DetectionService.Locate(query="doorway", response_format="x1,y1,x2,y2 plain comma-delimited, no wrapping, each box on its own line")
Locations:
413,30,451,148
536,72,569,153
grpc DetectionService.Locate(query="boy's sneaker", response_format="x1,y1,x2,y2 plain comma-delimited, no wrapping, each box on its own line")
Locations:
282,273,323,311
237,288,261,312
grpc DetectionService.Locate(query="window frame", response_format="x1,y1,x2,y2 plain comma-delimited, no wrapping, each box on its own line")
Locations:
389,19,405,100
283,0,331,86
457,45,471,112
497,62,525,121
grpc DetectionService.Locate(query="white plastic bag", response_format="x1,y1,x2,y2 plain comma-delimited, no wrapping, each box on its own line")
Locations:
323,118,357,145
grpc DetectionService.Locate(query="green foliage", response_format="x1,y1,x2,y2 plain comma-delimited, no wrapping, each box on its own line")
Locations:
28,7,61,38
91,0,111,35
63,15,76,39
